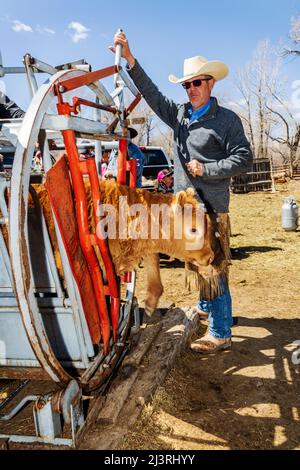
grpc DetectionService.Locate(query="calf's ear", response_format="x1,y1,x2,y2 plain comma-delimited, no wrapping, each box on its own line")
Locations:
174,191,186,206
186,187,196,197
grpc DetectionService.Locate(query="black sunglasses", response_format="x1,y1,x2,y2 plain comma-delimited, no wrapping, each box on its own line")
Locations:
182,78,212,90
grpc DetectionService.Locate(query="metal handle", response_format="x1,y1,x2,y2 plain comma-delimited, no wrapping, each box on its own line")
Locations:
114,28,123,71
114,28,125,119
114,28,123,88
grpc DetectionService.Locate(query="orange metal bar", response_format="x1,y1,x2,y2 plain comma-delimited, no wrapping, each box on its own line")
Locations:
72,96,118,115
128,159,137,189
117,138,128,185
79,160,88,174
45,156,102,345
117,138,136,285
59,127,111,354
106,95,141,135
106,116,120,134
54,65,118,94
54,83,137,345
86,158,120,342
125,94,142,117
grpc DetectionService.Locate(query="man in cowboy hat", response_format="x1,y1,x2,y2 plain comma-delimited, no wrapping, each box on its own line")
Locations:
112,31,252,354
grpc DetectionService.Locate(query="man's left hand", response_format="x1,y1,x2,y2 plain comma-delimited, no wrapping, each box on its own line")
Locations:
186,159,204,177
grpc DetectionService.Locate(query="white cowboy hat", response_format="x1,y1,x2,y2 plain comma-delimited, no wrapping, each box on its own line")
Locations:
169,55,229,83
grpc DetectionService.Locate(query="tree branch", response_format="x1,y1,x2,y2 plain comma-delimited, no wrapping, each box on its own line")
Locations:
265,104,290,142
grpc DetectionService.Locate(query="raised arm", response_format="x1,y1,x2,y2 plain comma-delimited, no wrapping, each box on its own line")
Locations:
112,32,179,129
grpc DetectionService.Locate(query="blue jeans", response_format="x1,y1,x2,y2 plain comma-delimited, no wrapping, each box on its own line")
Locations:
197,287,233,339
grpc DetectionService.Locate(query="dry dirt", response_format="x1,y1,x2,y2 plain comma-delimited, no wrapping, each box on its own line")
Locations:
121,180,300,450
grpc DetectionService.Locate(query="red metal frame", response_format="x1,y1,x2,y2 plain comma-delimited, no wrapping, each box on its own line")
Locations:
125,95,142,116
128,159,137,189
58,125,111,354
72,97,119,115
54,65,118,94
116,96,141,185
45,156,102,345
53,65,142,349
117,138,128,185
86,157,120,342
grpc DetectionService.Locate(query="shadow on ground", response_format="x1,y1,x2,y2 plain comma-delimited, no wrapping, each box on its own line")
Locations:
231,246,283,260
127,316,300,450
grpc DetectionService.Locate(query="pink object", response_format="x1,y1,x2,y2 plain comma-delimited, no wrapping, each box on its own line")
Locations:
157,170,167,182
157,169,173,182
101,163,108,177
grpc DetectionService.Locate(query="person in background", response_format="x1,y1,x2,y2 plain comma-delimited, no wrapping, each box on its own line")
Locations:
126,127,144,187
156,168,174,193
0,93,25,120
32,150,43,172
105,128,144,187
101,150,111,177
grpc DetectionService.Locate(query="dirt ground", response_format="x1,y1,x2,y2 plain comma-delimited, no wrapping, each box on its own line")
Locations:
122,180,300,450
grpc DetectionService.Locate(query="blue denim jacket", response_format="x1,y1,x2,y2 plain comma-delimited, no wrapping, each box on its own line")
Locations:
128,60,253,212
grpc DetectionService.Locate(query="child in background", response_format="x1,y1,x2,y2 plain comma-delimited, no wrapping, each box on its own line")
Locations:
101,150,111,178
156,168,174,193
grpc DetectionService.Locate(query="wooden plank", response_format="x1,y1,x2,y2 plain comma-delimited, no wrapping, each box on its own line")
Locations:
122,322,163,368
246,180,272,185
0,367,50,381
96,368,139,426
79,307,201,450
96,322,162,426
245,171,272,176
232,181,272,188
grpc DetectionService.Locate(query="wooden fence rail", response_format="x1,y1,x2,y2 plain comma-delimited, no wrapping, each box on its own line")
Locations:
232,159,300,193
231,158,274,193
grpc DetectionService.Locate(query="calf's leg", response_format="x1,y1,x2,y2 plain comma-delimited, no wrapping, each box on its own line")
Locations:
143,253,164,317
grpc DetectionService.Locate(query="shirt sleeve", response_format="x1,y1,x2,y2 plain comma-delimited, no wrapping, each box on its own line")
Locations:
202,116,253,179
128,143,145,183
127,60,179,130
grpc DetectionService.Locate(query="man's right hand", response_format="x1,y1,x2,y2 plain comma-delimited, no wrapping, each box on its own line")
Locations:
110,32,135,68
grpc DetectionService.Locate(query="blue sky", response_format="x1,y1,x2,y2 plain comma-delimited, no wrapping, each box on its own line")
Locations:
0,0,300,110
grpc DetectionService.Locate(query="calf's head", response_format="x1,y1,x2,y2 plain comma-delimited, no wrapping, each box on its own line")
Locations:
167,188,216,267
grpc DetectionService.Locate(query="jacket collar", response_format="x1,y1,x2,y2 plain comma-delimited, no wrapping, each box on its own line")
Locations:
184,96,219,125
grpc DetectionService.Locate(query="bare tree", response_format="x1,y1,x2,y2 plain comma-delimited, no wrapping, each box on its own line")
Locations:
284,15,300,56
266,93,300,169
235,67,256,155
128,100,156,145
150,125,174,160
235,40,283,159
